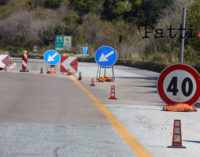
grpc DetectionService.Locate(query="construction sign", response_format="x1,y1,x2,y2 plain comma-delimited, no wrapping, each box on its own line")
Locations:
60,56,78,73
0,55,9,68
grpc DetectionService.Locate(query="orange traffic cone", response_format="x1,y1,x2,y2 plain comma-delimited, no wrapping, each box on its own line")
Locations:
0,67,7,71
109,85,117,99
90,78,95,86
40,67,43,74
78,72,82,80
168,119,186,148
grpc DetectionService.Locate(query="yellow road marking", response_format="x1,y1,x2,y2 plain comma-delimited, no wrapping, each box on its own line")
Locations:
69,76,152,157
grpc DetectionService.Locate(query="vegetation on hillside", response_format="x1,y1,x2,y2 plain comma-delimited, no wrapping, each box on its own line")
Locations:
0,0,199,65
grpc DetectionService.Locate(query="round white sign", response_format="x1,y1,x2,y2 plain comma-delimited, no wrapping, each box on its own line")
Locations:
163,70,197,102
157,64,200,105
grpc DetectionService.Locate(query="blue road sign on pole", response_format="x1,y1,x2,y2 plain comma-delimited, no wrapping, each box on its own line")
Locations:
95,46,117,67
82,47,88,57
44,50,61,65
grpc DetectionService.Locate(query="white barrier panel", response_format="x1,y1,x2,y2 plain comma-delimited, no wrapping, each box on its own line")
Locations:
0,55,9,68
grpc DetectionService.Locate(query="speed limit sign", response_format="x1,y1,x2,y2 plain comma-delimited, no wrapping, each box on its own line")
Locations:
158,64,200,105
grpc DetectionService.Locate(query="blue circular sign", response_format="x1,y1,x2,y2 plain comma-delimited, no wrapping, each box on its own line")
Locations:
95,46,118,67
44,50,61,65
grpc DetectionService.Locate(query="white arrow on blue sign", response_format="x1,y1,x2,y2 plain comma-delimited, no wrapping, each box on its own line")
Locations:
44,50,61,65
95,46,117,67
82,47,88,57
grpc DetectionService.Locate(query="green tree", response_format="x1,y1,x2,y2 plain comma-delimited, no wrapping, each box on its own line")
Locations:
70,0,96,15
102,0,129,20
187,0,200,51
63,14,80,34
127,0,173,26
102,0,173,25
44,0,62,9
0,0,9,5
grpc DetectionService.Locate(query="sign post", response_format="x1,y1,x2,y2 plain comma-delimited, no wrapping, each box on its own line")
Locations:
60,56,78,73
44,50,61,74
95,46,118,82
82,47,88,57
55,35,64,50
157,64,200,105
55,35,72,51
180,8,187,63
33,45,38,53
64,36,72,51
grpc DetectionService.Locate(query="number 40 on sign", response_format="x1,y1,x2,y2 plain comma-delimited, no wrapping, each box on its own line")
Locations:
157,64,200,106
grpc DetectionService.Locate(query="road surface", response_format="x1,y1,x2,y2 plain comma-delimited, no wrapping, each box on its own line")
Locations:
0,71,135,157
1,59,200,157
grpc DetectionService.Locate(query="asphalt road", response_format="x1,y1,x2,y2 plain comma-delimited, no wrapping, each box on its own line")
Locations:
3,59,200,157
0,71,135,157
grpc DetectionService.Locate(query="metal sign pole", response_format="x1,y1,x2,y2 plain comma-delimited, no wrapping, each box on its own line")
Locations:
104,67,107,77
180,8,187,64
96,65,100,81
112,66,115,82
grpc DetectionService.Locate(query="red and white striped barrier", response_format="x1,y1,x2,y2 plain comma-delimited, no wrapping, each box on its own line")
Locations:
20,51,29,72
22,54,27,70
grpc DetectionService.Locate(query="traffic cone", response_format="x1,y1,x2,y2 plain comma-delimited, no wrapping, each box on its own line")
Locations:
90,78,95,86
109,85,117,99
168,119,186,148
0,67,7,71
78,72,82,80
40,67,43,74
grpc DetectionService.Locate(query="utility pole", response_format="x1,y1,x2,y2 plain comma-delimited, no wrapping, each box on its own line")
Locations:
180,8,187,64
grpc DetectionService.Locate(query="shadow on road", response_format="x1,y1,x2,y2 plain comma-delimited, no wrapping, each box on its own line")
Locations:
184,140,200,144
194,103,200,108
116,76,158,81
135,85,157,88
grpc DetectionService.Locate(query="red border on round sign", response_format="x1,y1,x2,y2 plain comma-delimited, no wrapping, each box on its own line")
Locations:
157,64,200,105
